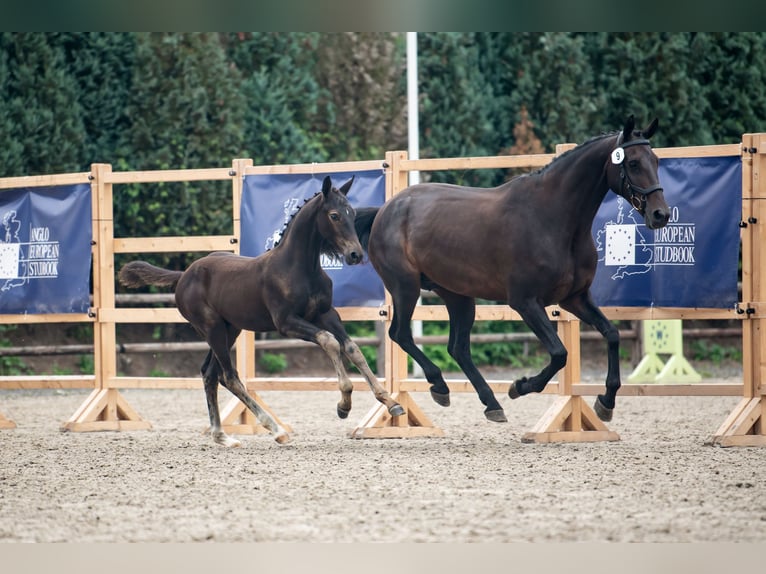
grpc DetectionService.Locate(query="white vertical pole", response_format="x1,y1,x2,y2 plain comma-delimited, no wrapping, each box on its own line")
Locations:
407,32,423,377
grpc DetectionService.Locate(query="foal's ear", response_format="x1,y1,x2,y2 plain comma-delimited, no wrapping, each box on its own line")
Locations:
622,114,636,140
642,118,659,139
322,176,332,197
338,176,355,196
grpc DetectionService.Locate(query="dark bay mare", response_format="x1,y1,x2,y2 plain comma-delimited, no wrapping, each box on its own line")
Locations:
119,176,404,447
355,116,670,423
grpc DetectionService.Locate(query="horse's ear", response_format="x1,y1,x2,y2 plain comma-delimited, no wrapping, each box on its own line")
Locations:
622,114,635,140
642,118,659,139
322,176,332,197
339,176,355,196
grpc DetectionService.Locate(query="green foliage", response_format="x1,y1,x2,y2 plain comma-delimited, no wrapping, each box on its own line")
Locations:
0,325,29,375
420,319,545,372
690,340,742,364
259,352,287,374
0,32,85,177
77,355,94,374
3,31,766,275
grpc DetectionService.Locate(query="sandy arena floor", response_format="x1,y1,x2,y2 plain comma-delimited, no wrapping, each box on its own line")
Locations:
1,371,765,543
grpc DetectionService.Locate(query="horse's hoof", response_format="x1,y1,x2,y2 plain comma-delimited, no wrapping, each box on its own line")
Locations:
594,396,613,422
485,409,507,423
430,389,450,407
337,405,350,419
507,381,521,400
274,432,291,445
214,433,241,448
388,404,406,417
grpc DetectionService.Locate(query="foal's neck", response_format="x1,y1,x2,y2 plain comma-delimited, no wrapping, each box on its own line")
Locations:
274,197,325,270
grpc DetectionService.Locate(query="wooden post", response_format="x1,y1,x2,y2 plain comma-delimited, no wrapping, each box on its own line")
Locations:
63,163,151,432
0,411,16,429
219,158,292,436
710,134,766,446
351,151,443,438
522,311,619,443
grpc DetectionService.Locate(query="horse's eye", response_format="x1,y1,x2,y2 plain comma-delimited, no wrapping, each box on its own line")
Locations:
329,212,340,222
628,160,639,169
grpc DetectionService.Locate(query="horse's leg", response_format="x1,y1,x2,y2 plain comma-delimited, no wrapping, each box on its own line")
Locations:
316,308,405,417
560,292,620,421
388,282,451,407
507,300,568,398
200,350,241,448
437,289,506,423
275,313,357,418
206,322,290,445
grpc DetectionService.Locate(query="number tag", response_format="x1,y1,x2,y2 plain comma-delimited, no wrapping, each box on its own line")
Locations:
611,147,624,165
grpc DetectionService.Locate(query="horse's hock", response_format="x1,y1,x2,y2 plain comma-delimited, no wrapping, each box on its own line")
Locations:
1,136,765,446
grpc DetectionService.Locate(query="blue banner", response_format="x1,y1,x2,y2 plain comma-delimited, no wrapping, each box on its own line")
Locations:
591,156,741,308
241,170,386,307
0,184,92,314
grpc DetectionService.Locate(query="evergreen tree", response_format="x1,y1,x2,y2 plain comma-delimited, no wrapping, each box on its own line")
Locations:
116,33,246,251
313,32,407,161
690,32,766,143
417,33,506,186
222,32,328,165
54,32,137,165
0,33,85,177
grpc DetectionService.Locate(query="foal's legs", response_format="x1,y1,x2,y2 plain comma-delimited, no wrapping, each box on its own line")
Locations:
200,349,241,448
204,322,290,446
387,281,452,406
507,299,568,398
560,292,621,421
437,289,506,422
316,309,404,417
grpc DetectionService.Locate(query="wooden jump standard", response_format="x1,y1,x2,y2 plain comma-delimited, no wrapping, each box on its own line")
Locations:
0,139,763,446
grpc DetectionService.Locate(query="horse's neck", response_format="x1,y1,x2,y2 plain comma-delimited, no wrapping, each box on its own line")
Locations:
538,136,614,235
275,200,324,270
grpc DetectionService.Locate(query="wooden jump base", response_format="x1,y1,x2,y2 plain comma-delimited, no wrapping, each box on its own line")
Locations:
1,142,765,446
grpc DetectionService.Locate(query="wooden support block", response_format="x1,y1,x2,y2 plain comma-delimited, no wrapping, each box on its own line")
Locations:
61,388,151,432
217,392,292,436
349,391,444,439
708,397,766,447
521,396,620,444
0,410,16,429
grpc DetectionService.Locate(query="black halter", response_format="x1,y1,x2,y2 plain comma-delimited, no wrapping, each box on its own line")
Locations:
616,138,664,213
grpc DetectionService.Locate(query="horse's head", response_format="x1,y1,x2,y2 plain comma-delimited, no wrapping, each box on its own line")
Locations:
607,116,670,230
317,175,364,265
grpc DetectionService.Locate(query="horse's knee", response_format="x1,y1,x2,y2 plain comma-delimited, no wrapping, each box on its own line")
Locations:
551,347,568,371
605,326,620,347
316,330,342,357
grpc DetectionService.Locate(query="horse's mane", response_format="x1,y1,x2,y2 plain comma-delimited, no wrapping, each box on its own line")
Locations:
533,130,619,177
270,190,346,260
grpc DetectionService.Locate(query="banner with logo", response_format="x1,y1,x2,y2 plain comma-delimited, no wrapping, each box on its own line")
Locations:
241,170,386,307
0,184,92,314
591,156,741,308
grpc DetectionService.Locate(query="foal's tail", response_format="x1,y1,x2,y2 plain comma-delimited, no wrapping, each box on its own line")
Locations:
118,261,183,290
354,207,379,252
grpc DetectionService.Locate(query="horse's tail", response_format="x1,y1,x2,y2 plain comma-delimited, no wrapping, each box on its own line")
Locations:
354,207,379,252
118,261,183,290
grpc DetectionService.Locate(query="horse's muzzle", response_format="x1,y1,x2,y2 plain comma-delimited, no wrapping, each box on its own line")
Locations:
345,250,363,265
648,207,671,229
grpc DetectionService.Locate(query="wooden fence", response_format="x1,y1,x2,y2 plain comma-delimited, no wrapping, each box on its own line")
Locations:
0,139,764,446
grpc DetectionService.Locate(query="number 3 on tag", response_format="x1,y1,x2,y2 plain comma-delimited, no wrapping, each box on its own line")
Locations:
611,147,624,164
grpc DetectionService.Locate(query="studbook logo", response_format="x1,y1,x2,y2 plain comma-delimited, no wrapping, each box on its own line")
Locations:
1,210,61,291
597,199,693,280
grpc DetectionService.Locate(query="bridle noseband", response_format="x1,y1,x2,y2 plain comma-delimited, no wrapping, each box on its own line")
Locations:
613,138,664,214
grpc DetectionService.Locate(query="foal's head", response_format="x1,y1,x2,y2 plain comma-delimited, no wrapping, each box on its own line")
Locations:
316,175,364,265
